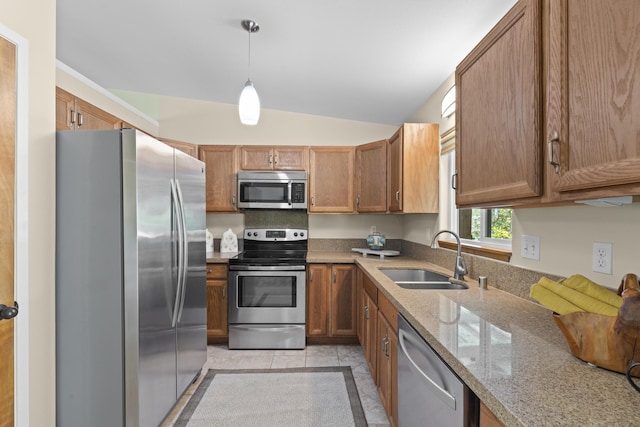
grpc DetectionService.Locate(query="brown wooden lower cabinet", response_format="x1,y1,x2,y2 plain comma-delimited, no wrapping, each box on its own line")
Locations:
480,401,505,427
306,263,358,344
206,263,228,344
356,268,400,427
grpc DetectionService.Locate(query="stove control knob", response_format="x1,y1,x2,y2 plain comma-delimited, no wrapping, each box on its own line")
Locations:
246,231,251,237
300,232,305,237
294,232,298,237
253,232,258,237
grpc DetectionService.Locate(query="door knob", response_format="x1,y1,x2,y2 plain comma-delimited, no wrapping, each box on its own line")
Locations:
0,301,18,320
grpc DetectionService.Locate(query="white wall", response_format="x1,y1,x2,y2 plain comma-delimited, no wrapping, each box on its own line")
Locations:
157,95,396,146
0,1,56,425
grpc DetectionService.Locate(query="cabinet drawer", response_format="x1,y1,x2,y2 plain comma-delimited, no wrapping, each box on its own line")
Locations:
362,273,378,304
378,291,398,332
206,263,228,280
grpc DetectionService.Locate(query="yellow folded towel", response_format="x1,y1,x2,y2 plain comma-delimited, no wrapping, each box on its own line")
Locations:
531,277,619,316
559,274,622,309
530,281,584,315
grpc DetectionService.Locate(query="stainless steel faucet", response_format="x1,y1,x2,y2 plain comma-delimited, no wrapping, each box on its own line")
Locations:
430,230,468,281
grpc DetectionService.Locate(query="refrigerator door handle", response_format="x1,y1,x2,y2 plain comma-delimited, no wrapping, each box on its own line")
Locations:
175,179,189,323
170,179,185,328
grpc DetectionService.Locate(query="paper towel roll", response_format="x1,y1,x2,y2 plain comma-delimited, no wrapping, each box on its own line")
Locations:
220,228,238,253
206,229,214,253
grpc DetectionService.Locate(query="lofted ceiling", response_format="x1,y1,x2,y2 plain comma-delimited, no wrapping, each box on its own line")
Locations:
56,0,517,125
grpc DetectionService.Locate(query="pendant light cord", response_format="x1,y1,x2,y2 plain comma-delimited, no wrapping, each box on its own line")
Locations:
247,25,251,79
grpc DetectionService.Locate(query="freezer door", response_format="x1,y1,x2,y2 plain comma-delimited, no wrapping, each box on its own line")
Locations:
174,149,207,397
132,132,179,426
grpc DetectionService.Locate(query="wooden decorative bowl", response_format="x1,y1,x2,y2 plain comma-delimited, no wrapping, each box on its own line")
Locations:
553,273,640,377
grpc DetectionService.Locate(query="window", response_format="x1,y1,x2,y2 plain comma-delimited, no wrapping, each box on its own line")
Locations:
445,151,512,250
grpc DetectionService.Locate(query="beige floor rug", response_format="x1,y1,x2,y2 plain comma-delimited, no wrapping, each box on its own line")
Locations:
175,366,368,427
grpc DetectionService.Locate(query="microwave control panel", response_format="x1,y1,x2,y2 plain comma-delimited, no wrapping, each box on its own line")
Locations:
291,183,305,203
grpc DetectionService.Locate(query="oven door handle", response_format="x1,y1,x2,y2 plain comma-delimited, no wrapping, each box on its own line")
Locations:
229,265,306,271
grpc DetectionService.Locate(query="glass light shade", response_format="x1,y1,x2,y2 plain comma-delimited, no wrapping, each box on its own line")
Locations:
239,79,260,125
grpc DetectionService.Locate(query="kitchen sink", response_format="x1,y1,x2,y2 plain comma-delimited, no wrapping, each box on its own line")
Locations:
379,268,469,290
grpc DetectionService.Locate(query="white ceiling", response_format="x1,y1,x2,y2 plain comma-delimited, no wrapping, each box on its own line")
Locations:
56,0,517,125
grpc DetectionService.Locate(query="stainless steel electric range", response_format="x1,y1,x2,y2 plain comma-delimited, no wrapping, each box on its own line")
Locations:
227,228,307,349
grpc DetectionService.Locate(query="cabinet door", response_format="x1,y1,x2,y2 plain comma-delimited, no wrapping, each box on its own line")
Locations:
401,123,439,213
377,311,393,420
357,140,387,212
56,87,75,130
74,98,122,130
455,0,542,206
307,264,330,336
309,147,355,213
273,146,308,171
547,0,640,195
387,130,403,212
363,290,378,383
206,280,228,337
240,146,273,170
356,269,364,343
198,145,239,212
160,138,198,158
330,264,357,337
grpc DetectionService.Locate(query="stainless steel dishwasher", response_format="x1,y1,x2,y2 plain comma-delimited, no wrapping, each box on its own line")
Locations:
397,314,479,427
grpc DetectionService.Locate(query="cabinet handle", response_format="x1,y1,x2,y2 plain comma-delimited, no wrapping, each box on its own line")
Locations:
310,270,313,282
77,112,84,127
382,335,390,357
70,108,76,127
311,196,315,206
232,195,236,206
364,305,369,320
548,131,560,174
395,190,400,202
451,173,457,190
274,155,278,165
333,270,337,283
356,195,360,207
269,154,273,165
222,286,226,299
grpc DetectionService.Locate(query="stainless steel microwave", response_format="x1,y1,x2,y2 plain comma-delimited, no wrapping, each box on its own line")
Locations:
237,171,307,209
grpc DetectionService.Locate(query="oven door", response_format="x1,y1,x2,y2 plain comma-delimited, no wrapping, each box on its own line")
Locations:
228,268,306,324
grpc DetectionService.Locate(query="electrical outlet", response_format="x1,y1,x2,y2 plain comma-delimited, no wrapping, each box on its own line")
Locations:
521,235,540,260
592,242,612,274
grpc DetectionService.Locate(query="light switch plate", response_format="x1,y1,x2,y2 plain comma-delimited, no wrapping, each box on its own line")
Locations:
521,235,540,260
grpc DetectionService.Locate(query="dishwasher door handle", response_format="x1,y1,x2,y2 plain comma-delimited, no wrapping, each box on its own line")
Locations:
399,329,457,410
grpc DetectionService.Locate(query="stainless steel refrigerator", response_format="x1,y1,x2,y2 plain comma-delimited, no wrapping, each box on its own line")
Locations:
56,129,207,426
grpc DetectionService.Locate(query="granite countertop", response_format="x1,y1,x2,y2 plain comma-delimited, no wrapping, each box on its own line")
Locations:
351,255,640,427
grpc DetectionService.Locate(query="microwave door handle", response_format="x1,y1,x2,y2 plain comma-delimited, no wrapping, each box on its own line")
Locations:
288,181,292,206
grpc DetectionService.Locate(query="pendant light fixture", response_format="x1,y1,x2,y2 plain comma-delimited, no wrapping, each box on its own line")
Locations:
239,19,260,125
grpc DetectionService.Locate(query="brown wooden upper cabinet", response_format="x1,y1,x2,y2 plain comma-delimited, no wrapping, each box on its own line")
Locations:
56,87,122,131
240,146,308,171
356,140,388,213
198,145,239,212
159,138,198,158
308,146,355,213
455,0,542,207
456,0,640,207
546,0,640,200
387,123,439,213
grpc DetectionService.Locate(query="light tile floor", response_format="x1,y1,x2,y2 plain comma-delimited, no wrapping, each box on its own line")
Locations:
162,344,390,427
